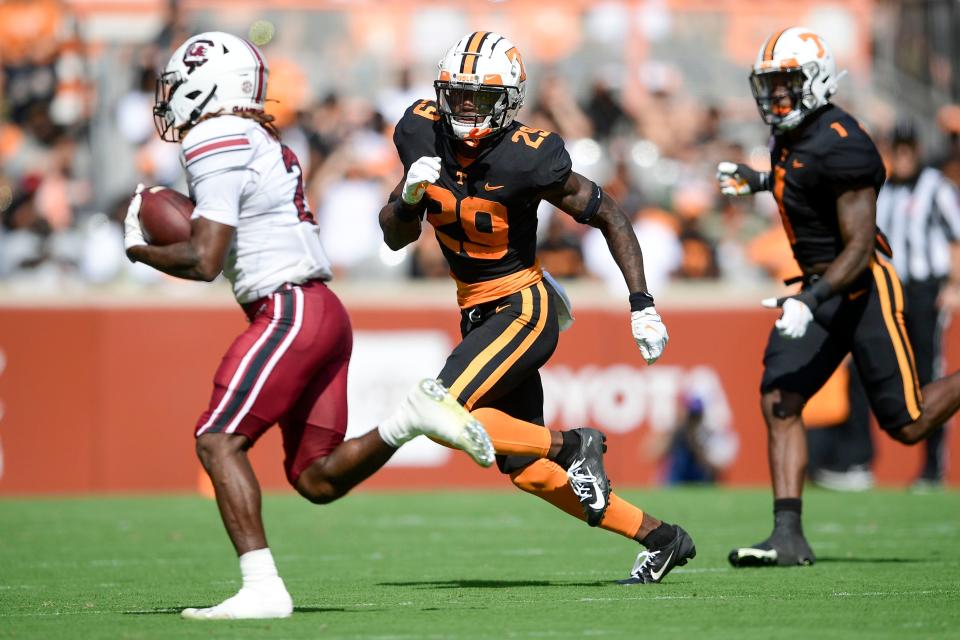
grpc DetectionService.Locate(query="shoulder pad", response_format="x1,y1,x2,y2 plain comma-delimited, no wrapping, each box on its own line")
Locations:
401,99,440,124
393,99,440,166
395,99,440,139
181,116,256,181
506,122,565,153
814,112,884,192
819,114,878,155
504,122,572,189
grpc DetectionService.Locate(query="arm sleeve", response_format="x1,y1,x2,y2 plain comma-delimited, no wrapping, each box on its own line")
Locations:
189,168,250,228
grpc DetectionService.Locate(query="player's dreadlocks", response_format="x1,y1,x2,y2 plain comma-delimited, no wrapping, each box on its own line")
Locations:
182,109,281,141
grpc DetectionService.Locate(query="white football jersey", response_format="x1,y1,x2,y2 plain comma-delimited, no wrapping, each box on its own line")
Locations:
181,115,332,303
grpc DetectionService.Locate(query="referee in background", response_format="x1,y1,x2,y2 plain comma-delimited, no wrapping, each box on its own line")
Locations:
877,120,960,487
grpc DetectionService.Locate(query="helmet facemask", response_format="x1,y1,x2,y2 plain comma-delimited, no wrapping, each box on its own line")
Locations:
153,71,183,142
434,32,527,145
749,65,821,130
154,69,220,142
435,80,519,143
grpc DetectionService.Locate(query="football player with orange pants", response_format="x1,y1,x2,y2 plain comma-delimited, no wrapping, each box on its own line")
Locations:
379,31,696,584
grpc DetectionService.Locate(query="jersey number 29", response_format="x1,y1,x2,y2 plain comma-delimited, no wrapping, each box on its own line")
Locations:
425,185,509,259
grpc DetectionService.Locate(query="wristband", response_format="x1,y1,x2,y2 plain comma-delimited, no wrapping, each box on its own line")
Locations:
629,291,655,311
795,278,832,310
758,171,771,192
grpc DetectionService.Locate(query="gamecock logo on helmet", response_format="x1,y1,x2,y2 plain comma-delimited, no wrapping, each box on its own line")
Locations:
183,39,215,72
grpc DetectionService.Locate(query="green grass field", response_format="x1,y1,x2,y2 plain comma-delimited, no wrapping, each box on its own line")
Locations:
1,487,957,639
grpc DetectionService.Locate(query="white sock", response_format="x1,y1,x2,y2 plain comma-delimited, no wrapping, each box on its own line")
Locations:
378,406,416,448
239,548,282,589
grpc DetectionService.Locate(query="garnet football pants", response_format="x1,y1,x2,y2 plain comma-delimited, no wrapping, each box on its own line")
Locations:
195,280,352,485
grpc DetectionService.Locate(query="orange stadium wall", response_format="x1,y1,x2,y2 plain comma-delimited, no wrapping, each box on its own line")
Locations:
1,302,958,494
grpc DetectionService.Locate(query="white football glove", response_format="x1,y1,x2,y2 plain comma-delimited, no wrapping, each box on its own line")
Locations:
124,183,146,253
401,156,442,205
766,296,814,340
716,162,769,196
631,307,669,365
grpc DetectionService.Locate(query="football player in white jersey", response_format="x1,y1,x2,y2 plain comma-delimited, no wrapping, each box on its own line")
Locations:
124,32,495,620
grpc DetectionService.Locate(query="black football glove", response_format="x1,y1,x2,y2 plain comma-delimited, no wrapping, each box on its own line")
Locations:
716,162,770,196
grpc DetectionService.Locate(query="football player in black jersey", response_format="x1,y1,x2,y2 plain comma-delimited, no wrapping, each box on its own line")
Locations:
718,27,960,567
379,31,695,584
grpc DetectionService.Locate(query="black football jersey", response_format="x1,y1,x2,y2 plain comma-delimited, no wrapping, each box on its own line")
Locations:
393,99,572,285
770,103,886,268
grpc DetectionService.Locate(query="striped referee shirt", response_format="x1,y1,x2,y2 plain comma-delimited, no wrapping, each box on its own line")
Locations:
876,167,960,283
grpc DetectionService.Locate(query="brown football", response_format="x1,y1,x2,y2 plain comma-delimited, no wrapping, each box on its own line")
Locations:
139,186,194,245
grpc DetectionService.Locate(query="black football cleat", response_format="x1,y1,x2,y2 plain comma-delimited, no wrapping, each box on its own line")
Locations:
565,428,610,527
729,531,815,567
618,526,696,584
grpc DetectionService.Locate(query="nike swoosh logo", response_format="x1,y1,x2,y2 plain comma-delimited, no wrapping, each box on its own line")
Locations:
484,183,505,191
792,159,805,169
649,551,673,581
495,304,511,313
588,483,605,510
848,288,867,300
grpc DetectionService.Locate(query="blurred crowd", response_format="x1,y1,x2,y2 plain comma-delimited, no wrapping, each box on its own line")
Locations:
3,0,960,299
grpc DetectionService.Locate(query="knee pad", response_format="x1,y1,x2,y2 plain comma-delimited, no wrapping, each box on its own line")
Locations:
509,459,567,493
770,391,806,419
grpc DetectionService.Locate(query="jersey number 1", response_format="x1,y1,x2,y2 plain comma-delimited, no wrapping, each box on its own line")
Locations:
281,145,315,224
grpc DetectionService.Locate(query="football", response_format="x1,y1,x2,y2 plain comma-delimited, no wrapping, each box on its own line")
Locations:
139,186,194,245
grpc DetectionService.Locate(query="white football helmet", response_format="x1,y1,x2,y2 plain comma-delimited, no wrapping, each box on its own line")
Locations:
435,31,527,144
749,27,847,130
154,31,269,142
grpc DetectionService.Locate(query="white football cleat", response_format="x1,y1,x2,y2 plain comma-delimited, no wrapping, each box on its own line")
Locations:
181,579,293,620
405,379,496,467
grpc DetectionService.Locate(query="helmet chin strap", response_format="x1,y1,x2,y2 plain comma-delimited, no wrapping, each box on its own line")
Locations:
466,127,492,141
187,84,218,125
828,69,848,96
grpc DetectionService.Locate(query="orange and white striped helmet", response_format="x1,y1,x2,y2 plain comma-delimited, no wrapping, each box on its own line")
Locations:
749,27,846,130
435,31,527,143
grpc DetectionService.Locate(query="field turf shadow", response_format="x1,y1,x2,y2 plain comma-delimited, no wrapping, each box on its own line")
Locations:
379,579,608,589
124,606,371,615
815,556,929,564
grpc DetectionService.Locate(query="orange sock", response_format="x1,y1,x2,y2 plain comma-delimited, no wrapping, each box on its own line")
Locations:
599,493,645,540
509,459,583,517
510,459,644,540
471,407,552,457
